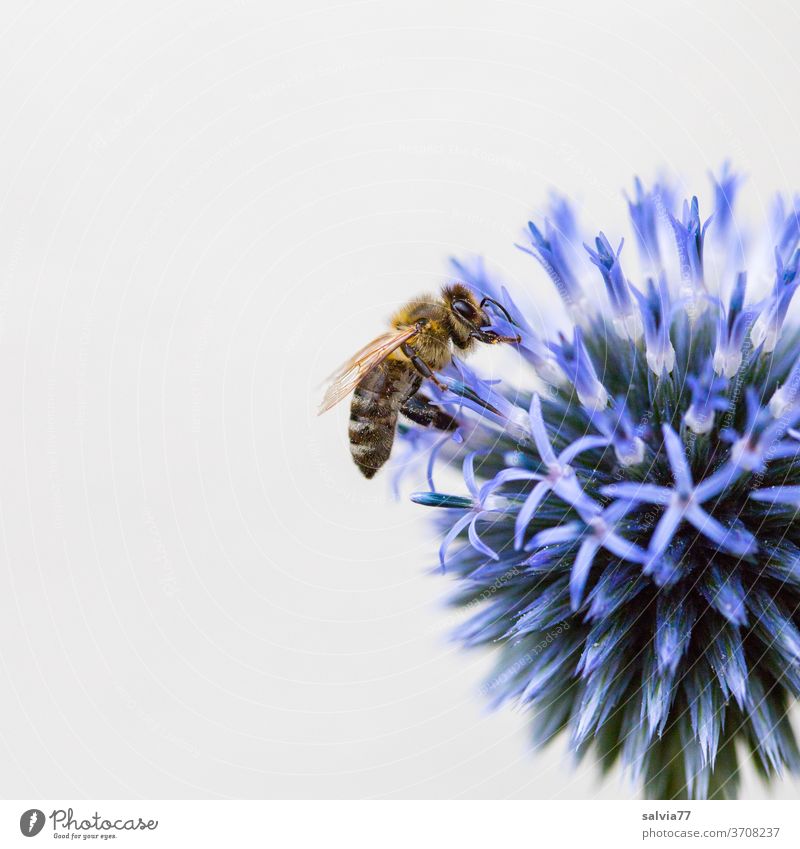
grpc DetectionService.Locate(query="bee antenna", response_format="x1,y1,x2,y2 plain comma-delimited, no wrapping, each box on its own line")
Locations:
479,296,516,326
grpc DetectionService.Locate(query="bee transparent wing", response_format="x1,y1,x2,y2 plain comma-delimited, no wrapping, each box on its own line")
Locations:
318,326,419,414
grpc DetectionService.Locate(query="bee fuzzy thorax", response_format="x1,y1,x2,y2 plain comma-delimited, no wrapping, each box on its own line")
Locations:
390,288,482,368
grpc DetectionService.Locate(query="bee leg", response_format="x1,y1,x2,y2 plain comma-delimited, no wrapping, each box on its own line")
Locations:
400,394,458,431
400,342,503,417
400,342,448,391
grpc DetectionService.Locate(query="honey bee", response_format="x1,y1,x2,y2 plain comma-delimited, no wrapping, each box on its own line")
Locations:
319,284,520,478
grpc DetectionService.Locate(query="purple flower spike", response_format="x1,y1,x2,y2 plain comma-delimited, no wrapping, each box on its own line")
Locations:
728,388,800,473
626,177,664,274
709,161,745,244
550,327,609,411
751,249,800,352
684,363,729,435
769,348,800,417
750,485,800,508
773,198,800,265
632,274,676,375
584,233,643,341
593,398,647,466
669,196,712,319
517,219,589,324
714,271,755,378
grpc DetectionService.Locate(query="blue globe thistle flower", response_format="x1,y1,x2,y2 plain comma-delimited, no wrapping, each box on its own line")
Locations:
400,168,800,799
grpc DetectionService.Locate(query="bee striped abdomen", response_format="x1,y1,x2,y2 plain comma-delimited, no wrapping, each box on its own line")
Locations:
348,360,418,478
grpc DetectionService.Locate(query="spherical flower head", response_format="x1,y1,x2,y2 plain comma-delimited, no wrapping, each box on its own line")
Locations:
398,167,800,799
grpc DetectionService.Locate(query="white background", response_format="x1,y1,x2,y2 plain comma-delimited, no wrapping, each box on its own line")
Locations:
1,0,800,800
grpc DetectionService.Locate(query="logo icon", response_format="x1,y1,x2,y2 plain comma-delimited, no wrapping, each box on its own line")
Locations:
19,809,45,837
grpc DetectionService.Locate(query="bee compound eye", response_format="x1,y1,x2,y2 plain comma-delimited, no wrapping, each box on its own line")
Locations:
452,299,476,321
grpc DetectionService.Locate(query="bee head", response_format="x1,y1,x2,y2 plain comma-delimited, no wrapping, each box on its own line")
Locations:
442,283,520,348
442,284,490,336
